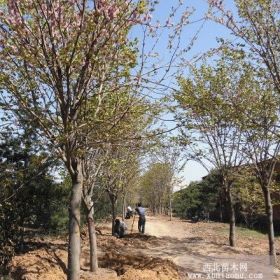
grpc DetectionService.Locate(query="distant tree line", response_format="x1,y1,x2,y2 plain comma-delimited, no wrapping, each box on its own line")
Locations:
173,168,280,233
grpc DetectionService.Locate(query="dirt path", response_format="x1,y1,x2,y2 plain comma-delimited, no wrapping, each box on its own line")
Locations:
144,215,191,238
125,215,280,280
130,215,207,278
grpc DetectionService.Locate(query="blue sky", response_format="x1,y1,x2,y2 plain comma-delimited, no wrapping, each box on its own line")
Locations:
133,0,238,186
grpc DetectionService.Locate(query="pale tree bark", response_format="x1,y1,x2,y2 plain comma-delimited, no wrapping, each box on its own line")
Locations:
169,194,173,221
82,149,106,273
86,200,98,272
262,184,276,265
109,194,117,235
68,161,83,280
227,189,236,247
122,193,126,221
224,177,235,247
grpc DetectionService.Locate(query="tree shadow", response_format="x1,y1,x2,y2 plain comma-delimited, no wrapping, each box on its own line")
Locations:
10,243,68,279
98,250,178,276
19,240,67,254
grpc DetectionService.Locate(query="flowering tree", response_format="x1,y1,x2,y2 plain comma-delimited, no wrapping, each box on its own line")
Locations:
208,0,280,95
0,1,142,279
0,0,200,278
82,90,152,271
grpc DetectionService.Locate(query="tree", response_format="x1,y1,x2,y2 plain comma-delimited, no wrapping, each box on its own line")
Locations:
174,54,248,247
208,0,280,94
207,1,280,262
99,143,141,235
140,162,173,214
237,68,280,264
149,142,185,220
0,1,143,279
173,181,202,219
172,170,221,220
82,148,104,272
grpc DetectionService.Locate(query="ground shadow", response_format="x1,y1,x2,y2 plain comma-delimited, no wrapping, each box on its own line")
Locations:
98,250,178,276
19,240,67,254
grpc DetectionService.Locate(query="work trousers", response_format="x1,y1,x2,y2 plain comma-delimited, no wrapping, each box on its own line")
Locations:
138,216,146,234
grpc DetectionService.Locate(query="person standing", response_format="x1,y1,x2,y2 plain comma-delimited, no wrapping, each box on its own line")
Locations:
135,203,146,234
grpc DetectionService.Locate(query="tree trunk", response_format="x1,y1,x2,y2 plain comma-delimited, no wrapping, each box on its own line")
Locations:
225,180,235,247
122,194,126,221
87,205,98,272
111,199,116,236
228,199,235,247
262,186,277,265
169,194,172,221
219,193,223,222
67,163,83,280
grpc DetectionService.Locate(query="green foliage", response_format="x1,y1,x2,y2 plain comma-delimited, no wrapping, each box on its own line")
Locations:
174,50,254,179
0,200,21,274
93,192,112,221
232,169,265,228
139,162,173,213
48,176,71,233
173,170,221,219
172,182,201,218
0,129,71,272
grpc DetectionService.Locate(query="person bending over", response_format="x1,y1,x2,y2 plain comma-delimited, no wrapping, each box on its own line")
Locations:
125,206,133,219
113,218,127,238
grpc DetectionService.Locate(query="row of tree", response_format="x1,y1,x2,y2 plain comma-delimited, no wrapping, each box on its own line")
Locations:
0,1,152,278
0,1,193,278
1,0,280,277
174,50,279,264
0,122,145,274
172,0,280,262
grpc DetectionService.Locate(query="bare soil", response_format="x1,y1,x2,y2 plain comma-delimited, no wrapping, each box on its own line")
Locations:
8,215,280,279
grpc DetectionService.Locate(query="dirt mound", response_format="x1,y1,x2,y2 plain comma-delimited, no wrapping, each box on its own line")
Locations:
81,268,118,280
120,267,177,280
9,247,67,280
124,233,158,241
97,233,179,279
97,233,161,251
100,252,179,280
9,230,179,279
99,250,179,277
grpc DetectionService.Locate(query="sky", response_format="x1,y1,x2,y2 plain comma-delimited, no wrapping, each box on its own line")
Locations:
0,0,239,187
132,0,238,186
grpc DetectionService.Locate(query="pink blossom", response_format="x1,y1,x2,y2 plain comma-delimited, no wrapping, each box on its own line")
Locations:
142,12,152,24
108,6,119,20
100,28,109,38
208,0,224,9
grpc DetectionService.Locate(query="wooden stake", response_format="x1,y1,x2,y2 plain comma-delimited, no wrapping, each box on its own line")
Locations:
131,214,136,233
